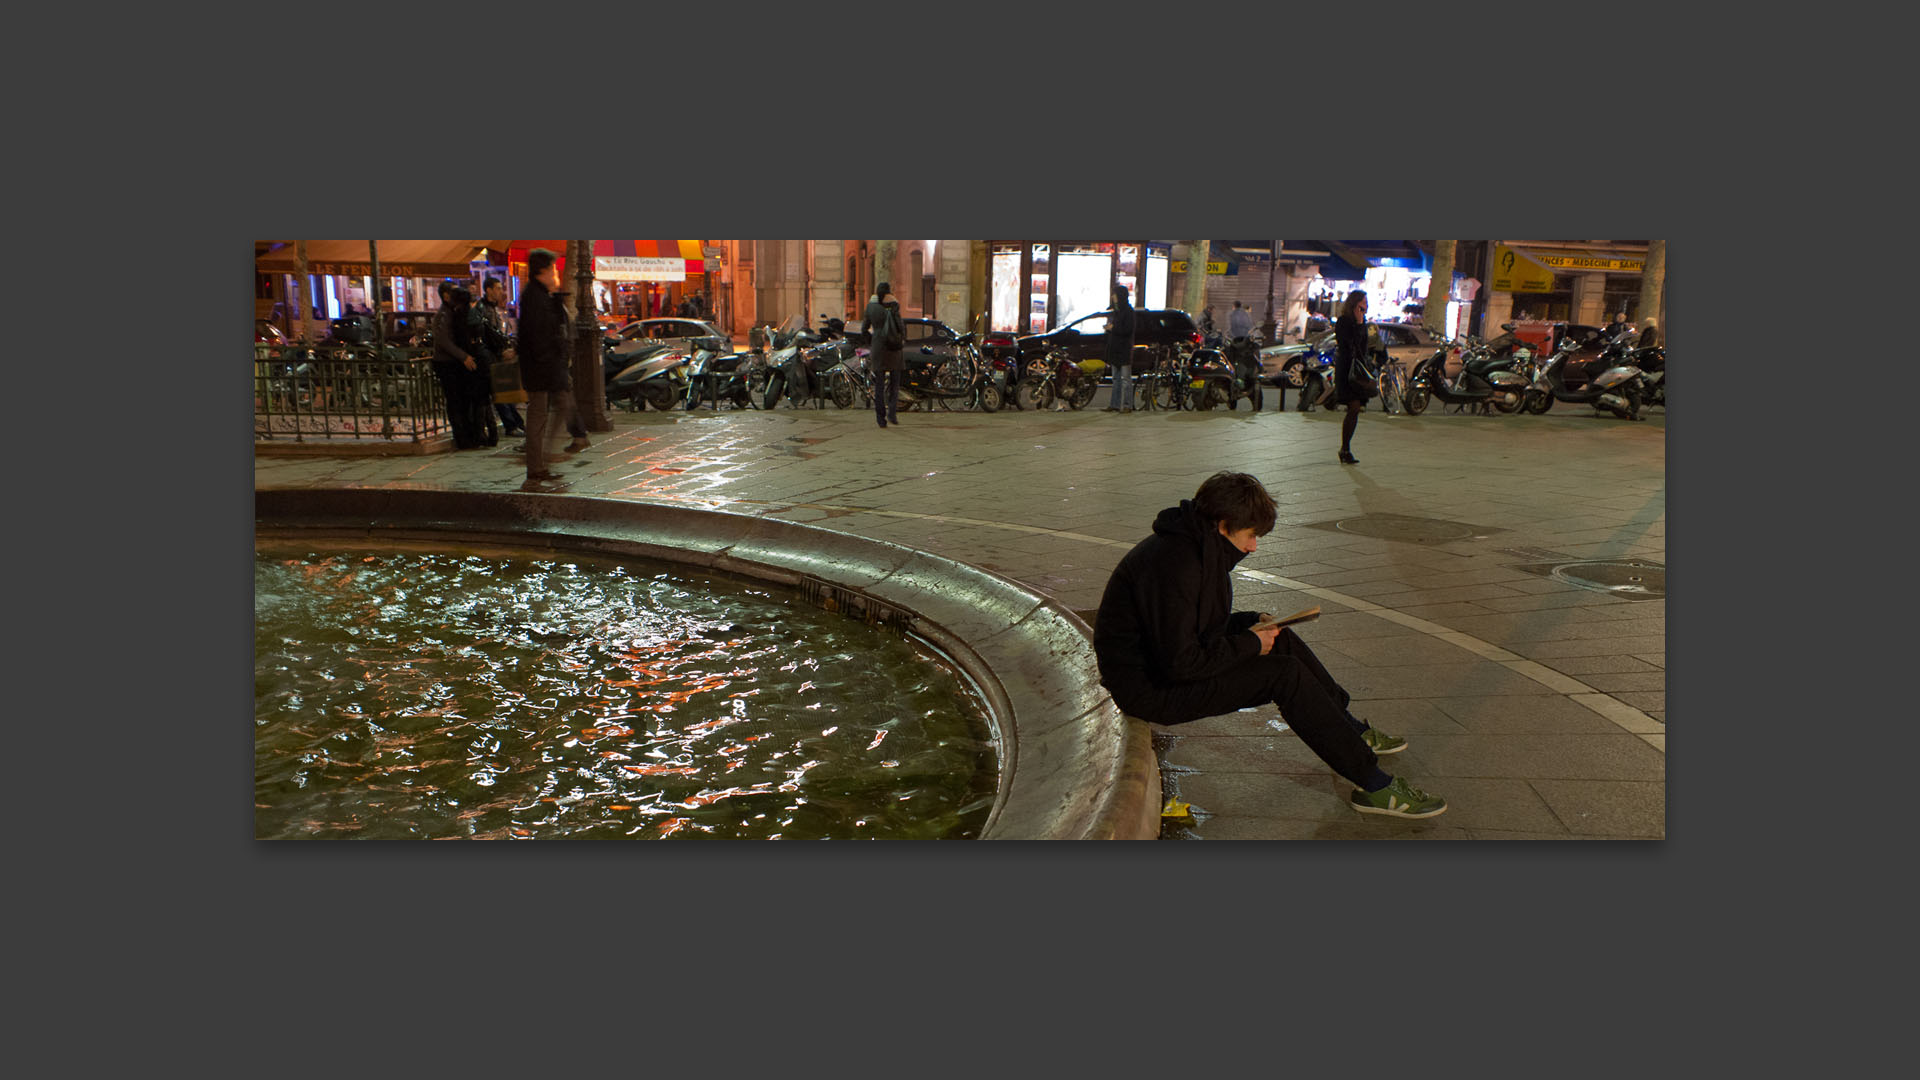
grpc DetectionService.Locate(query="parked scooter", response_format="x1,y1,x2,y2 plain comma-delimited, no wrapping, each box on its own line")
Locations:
1191,330,1265,410
1522,334,1649,420
1277,339,1337,412
607,343,690,411
763,314,847,409
1583,335,1665,409
1399,327,1533,416
681,343,755,411
754,316,817,409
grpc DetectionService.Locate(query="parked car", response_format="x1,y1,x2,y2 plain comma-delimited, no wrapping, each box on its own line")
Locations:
1260,321,1437,384
1014,308,1204,369
605,318,733,362
256,319,288,346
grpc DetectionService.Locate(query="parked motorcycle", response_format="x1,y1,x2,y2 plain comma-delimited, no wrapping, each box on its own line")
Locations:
1018,349,1104,411
1179,332,1260,411
1277,339,1337,412
1522,334,1649,420
1399,330,1533,416
756,316,822,410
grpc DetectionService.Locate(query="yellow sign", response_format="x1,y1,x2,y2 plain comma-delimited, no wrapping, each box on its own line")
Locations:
1489,245,1555,292
1533,252,1645,272
1171,261,1229,275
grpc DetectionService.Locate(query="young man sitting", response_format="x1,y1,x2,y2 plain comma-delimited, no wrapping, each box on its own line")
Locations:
1092,471,1447,819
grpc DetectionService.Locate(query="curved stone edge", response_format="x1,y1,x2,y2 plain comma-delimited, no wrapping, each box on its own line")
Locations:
254,487,1159,840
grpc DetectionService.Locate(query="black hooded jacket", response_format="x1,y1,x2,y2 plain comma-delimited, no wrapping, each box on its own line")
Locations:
1094,499,1262,693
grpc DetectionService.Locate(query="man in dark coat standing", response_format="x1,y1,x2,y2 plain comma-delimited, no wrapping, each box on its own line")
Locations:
1101,283,1137,412
518,249,589,487
1094,471,1447,818
865,282,905,428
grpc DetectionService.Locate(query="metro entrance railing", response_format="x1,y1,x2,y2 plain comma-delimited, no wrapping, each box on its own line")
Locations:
254,343,449,443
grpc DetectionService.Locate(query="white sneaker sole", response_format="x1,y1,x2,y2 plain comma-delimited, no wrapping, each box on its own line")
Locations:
1349,797,1447,819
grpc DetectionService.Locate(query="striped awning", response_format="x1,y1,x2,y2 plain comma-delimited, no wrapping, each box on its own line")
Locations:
506,240,706,281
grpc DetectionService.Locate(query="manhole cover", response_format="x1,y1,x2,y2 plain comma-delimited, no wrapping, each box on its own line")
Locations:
1305,513,1500,544
1513,559,1665,599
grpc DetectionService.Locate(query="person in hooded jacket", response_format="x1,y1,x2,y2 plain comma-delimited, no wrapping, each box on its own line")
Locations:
1094,471,1447,818
865,282,905,427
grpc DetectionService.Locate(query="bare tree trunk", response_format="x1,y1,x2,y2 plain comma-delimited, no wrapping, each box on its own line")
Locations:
571,240,609,431
1636,239,1665,329
875,240,896,295
1182,241,1210,316
294,241,311,344
969,240,988,335
1426,240,1455,339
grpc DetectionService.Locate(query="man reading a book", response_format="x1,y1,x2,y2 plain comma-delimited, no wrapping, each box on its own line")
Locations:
1093,471,1448,818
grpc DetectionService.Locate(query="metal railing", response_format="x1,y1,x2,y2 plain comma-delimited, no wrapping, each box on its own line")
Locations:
254,343,449,443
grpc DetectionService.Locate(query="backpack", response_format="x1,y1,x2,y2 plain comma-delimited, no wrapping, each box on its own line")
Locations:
880,305,904,350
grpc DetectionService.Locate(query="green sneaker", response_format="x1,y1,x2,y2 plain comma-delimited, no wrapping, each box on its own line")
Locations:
1350,776,1447,819
1360,726,1406,755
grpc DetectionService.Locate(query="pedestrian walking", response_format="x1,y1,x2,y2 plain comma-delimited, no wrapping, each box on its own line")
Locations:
865,282,905,428
517,249,589,487
1332,289,1375,465
479,277,526,437
432,284,487,449
1603,311,1631,342
1102,283,1137,412
1094,471,1445,818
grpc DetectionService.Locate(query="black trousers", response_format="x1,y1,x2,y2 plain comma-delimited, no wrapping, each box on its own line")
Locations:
433,362,486,448
874,363,902,423
1107,628,1380,789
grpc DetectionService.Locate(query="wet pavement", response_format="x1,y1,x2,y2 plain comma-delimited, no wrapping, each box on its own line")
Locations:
256,395,1667,839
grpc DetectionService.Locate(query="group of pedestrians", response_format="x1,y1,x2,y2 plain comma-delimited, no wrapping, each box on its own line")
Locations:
429,278,527,451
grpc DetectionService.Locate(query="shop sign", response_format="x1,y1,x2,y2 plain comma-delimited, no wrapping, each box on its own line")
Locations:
1170,260,1230,275
1532,252,1645,273
594,256,688,282
702,246,723,259
1489,245,1555,293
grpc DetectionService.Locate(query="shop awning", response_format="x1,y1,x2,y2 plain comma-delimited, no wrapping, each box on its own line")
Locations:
1276,243,1371,282
505,240,707,281
255,240,490,278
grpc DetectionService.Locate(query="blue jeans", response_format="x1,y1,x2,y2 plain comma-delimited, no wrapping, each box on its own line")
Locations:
1108,362,1134,409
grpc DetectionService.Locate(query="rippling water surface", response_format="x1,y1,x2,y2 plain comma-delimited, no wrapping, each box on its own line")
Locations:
255,542,999,839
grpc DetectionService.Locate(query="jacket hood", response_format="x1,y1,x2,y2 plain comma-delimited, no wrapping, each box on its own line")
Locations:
1152,500,1248,567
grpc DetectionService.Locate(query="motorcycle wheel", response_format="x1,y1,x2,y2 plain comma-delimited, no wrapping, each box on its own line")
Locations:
746,368,770,410
1036,382,1057,411
978,382,1004,413
761,373,784,411
1069,380,1097,410
1298,375,1323,412
640,380,676,412
1492,389,1522,413
1522,388,1553,414
1622,384,1643,421
1401,384,1429,416
728,388,752,411
828,372,855,409
1014,379,1044,411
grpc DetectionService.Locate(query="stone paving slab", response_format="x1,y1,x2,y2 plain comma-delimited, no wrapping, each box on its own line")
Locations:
256,396,1666,840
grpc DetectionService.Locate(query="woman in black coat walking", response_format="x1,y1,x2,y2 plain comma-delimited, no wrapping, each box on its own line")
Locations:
1332,289,1374,464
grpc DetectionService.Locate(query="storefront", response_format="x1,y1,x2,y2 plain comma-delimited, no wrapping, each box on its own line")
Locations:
255,241,503,337
506,240,712,323
988,241,1172,334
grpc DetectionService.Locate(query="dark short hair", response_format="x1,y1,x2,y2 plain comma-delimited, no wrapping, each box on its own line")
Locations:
875,281,891,298
485,276,503,290
527,248,557,278
1193,471,1277,536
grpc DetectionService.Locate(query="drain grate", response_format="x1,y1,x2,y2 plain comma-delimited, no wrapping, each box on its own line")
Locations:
1305,513,1502,544
1513,559,1665,600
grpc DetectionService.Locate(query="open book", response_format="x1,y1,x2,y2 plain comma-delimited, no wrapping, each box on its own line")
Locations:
1250,606,1321,631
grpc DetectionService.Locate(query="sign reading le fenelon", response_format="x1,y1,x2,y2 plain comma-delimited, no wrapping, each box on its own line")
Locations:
594,256,690,282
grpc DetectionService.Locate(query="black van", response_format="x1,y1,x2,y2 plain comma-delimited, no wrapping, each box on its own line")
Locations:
1014,308,1203,368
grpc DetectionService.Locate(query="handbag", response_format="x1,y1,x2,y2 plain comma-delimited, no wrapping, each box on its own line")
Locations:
1348,349,1380,395
489,354,528,404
